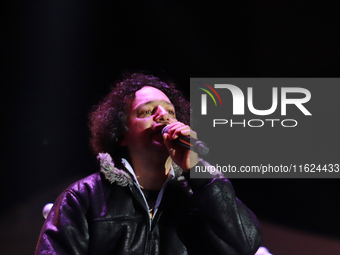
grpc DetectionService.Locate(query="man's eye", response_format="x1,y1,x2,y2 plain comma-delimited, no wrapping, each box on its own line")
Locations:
167,110,175,115
143,110,152,114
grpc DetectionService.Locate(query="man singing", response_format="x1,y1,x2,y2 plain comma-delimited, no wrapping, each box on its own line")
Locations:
35,73,262,255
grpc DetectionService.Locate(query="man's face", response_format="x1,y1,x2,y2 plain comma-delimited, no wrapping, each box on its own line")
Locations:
122,86,177,156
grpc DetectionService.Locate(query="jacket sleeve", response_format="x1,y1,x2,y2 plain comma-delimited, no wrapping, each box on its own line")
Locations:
35,189,89,255
184,160,262,255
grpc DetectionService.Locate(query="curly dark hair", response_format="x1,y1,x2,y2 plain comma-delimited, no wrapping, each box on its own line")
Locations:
88,73,190,159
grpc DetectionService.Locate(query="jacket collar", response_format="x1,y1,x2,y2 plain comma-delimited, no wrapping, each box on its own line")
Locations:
98,153,184,187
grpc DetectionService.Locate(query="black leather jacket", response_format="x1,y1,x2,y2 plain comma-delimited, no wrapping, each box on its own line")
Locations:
35,159,261,255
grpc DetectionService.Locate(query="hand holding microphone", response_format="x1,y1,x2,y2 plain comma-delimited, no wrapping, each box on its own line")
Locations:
161,124,209,156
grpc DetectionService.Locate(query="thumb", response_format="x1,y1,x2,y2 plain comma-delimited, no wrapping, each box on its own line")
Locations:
163,133,173,152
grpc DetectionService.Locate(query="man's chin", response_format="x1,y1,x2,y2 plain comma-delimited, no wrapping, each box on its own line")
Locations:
151,138,169,152
152,140,166,148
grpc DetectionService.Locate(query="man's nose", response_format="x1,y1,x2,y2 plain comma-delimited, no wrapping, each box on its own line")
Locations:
154,105,170,123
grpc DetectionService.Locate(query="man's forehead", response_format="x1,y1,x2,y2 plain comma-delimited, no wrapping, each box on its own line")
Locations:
133,86,172,106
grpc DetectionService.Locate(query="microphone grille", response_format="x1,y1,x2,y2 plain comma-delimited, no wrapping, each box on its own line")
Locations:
161,125,170,135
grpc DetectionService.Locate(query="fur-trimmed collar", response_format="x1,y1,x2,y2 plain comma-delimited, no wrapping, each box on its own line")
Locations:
97,153,184,187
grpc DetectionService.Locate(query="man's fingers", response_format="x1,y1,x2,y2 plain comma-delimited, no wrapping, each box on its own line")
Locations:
165,122,184,138
165,122,192,140
162,133,174,153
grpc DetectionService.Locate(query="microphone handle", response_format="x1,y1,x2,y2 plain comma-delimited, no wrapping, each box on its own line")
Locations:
175,135,210,156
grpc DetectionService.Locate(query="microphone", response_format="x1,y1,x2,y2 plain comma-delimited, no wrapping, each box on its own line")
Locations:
161,126,209,155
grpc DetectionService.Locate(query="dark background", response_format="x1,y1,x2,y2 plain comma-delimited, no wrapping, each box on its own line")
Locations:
1,1,339,254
